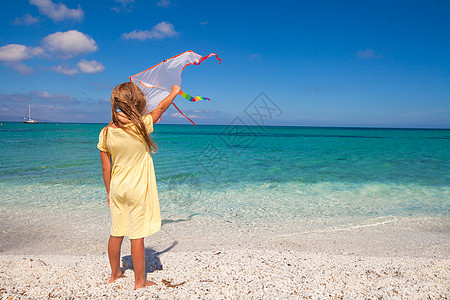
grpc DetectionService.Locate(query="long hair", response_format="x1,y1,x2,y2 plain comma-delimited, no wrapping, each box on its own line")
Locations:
103,82,158,153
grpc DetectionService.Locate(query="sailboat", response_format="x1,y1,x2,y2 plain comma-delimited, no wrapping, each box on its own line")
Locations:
24,105,39,124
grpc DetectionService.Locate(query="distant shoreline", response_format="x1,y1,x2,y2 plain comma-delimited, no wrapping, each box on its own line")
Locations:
1,121,449,130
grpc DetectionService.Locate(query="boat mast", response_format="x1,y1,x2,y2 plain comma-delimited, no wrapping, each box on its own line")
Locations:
29,105,31,120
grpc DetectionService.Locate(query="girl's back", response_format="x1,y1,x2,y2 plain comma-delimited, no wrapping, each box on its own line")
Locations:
98,114,154,167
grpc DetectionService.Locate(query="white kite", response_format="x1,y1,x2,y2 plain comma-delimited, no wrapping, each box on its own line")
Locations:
130,50,221,124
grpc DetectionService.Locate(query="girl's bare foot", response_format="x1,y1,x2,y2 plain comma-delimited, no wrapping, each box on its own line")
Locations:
134,280,156,289
108,272,126,283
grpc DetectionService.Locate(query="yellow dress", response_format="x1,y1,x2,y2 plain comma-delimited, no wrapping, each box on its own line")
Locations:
97,114,160,239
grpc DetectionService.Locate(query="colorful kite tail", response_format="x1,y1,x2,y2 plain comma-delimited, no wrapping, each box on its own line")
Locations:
178,91,211,102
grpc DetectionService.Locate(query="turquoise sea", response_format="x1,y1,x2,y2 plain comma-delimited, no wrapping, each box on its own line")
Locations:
0,122,449,253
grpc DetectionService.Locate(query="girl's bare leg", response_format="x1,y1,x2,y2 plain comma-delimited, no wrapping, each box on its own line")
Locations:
108,235,126,283
130,238,156,289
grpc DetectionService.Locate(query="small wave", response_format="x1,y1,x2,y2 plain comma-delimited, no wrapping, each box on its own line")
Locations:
303,216,397,234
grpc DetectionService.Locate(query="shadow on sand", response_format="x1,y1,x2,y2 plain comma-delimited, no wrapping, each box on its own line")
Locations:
120,213,200,274
161,213,202,226
121,241,178,274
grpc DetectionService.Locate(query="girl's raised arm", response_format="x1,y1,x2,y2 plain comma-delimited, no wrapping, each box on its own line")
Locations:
149,85,181,122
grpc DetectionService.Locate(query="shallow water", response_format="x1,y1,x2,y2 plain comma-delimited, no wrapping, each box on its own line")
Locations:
0,122,449,254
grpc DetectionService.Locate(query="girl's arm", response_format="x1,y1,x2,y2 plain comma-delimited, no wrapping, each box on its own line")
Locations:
150,85,181,122
100,151,112,207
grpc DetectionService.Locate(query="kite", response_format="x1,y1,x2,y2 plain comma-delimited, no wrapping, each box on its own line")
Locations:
130,51,221,125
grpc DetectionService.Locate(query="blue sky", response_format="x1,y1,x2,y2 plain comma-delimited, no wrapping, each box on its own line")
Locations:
0,0,449,128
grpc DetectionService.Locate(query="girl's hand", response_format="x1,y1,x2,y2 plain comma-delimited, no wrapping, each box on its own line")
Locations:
171,85,181,95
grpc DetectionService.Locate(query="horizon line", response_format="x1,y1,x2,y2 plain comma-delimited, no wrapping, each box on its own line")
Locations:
1,121,449,130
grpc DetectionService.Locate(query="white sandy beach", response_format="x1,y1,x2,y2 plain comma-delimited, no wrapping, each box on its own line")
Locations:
0,209,449,299
0,250,448,299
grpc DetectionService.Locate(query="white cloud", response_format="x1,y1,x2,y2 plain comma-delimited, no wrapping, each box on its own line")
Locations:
122,22,178,40
169,112,209,120
169,112,184,118
77,59,105,74
13,13,40,25
0,31,99,74
357,49,381,58
199,21,208,25
30,90,53,98
171,109,217,120
401,108,450,117
51,64,79,75
0,44,43,62
51,60,105,76
112,0,135,12
91,82,111,90
157,0,171,8
42,30,97,59
0,45,30,62
0,44,43,75
29,0,84,21
117,0,134,5
0,93,33,103
30,90,75,101
11,63,35,75
249,53,261,60
192,109,216,113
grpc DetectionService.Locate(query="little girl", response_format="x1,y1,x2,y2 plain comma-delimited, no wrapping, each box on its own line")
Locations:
98,82,180,289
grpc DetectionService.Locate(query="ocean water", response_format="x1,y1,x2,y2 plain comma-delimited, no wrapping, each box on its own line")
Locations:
0,122,449,244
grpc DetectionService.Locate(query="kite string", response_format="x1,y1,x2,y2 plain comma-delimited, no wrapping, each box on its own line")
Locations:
171,103,196,125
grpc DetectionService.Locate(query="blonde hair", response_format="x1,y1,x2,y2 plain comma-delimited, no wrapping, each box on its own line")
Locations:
103,82,158,153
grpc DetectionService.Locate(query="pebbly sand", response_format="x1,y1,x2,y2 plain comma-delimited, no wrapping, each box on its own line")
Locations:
0,209,449,299
0,250,448,299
